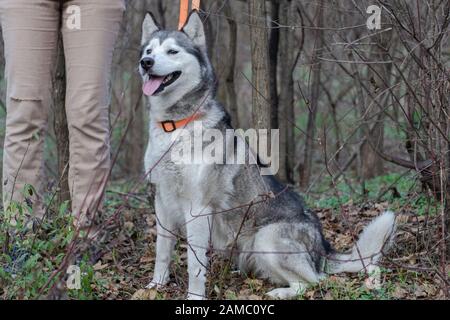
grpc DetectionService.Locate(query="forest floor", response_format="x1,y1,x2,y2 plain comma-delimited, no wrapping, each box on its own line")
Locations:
0,173,448,300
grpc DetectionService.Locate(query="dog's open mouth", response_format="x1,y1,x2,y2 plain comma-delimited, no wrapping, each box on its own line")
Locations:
143,71,181,96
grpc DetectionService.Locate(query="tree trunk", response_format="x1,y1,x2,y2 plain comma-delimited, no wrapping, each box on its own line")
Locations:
278,0,296,183
223,2,239,128
203,0,224,101
248,0,271,163
123,0,146,178
0,26,5,179
53,37,70,207
156,0,166,29
300,0,323,190
269,0,280,130
202,1,239,128
360,31,392,179
0,25,4,101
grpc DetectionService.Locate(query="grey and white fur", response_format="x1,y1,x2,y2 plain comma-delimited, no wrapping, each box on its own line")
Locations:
138,11,396,300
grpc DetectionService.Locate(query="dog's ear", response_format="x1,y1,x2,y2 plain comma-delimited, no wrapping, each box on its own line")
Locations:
142,12,160,45
181,10,206,48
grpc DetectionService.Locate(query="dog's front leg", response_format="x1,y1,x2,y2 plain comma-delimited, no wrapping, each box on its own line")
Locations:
146,196,177,289
186,214,212,300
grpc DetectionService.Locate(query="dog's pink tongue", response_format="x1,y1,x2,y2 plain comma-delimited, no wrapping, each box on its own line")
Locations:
143,76,164,96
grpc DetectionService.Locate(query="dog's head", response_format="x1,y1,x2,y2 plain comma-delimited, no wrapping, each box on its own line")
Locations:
139,11,210,99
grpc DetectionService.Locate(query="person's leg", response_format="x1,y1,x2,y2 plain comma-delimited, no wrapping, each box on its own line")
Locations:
0,0,59,220
61,0,125,227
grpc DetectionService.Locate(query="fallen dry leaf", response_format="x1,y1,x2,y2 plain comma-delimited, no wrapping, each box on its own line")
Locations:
392,286,408,299
244,278,263,289
131,288,157,300
93,261,109,271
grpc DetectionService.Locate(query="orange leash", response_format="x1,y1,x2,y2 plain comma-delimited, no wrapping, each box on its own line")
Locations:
192,0,201,11
178,0,201,30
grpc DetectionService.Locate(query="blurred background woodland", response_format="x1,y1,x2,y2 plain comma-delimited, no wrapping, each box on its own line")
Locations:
0,0,449,299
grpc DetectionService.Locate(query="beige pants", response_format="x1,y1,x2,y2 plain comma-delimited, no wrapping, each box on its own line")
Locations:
0,0,125,225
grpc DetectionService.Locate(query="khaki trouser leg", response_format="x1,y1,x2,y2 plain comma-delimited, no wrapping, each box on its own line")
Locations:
0,0,60,219
61,0,124,226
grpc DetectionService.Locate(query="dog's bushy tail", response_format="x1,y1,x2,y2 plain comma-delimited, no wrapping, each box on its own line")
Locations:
327,211,396,274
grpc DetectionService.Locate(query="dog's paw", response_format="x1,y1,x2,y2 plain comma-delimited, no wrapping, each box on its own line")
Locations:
145,282,157,289
266,288,297,300
187,293,205,300
145,279,165,290
364,266,381,290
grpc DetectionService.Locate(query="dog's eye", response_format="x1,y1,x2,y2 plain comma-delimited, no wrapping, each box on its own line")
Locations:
146,49,152,55
167,49,179,55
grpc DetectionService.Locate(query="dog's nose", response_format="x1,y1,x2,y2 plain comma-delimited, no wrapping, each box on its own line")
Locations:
140,57,154,70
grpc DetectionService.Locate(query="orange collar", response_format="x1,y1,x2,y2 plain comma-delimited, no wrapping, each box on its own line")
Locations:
158,113,202,133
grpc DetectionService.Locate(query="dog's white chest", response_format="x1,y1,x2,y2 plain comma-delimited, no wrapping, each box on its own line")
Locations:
145,128,207,191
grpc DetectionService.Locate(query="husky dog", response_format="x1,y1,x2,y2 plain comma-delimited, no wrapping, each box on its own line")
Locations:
138,11,396,300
